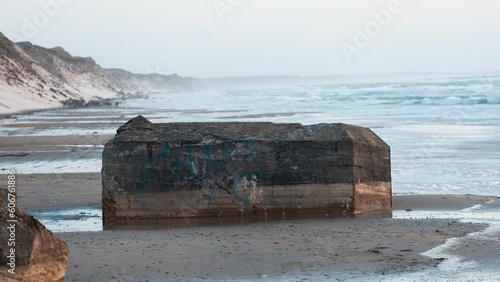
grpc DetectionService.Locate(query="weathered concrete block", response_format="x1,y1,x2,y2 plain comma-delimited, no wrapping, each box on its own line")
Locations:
102,116,391,224
0,189,69,282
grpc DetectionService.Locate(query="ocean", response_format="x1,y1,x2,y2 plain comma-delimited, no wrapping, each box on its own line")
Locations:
2,74,499,197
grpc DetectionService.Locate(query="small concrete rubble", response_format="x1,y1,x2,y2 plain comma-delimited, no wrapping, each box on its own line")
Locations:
102,116,391,225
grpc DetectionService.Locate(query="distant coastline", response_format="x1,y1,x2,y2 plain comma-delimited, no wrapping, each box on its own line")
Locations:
0,31,204,116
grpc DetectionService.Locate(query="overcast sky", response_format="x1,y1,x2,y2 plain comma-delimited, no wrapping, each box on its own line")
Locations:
1,0,500,78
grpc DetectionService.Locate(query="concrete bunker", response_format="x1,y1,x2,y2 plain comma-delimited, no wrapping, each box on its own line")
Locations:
102,116,391,225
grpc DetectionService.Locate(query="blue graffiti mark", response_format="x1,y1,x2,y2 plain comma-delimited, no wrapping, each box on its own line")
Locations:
159,144,170,160
224,141,232,160
203,145,213,175
187,146,197,175
187,145,212,204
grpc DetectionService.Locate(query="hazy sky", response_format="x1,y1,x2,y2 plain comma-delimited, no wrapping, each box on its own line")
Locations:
1,0,500,78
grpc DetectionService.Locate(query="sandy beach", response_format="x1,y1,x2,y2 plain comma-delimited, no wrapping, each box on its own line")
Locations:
3,172,496,281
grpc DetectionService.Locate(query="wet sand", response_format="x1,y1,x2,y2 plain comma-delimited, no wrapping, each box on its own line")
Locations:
6,173,498,281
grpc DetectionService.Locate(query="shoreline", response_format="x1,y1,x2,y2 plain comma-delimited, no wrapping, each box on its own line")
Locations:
0,102,110,120
5,172,499,281
0,91,166,119
0,94,131,119
0,105,63,119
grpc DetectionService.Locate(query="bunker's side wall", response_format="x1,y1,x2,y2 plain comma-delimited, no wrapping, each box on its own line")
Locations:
102,116,391,224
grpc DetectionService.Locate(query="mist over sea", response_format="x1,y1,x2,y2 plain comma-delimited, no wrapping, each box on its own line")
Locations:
2,74,500,197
